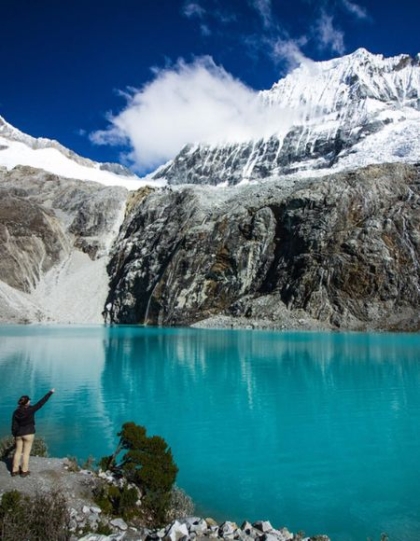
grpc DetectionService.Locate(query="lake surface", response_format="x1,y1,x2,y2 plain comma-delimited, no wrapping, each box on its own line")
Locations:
1,325,420,540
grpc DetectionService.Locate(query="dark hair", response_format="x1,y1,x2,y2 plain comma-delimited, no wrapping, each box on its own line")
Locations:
18,395,30,406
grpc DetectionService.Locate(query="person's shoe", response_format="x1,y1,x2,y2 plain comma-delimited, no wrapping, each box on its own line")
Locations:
11,471,19,477
20,470,30,477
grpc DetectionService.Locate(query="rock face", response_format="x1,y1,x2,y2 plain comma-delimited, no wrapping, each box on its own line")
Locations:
2,162,420,331
0,189,70,292
0,165,128,323
153,49,420,186
106,162,420,331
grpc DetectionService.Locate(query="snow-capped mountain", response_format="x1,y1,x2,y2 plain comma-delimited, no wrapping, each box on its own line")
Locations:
2,48,419,190
153,48,420,186
0,115,149,190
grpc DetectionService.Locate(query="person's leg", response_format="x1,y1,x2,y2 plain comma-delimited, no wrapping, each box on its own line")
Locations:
21,434,35,473
12,437,23,474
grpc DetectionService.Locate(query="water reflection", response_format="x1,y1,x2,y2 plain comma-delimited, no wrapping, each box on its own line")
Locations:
0,326,115,453
1,326,420,541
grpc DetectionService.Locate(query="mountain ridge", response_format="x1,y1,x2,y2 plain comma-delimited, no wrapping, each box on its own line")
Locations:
1,48,420,331
0,115,149,190
153,48,420,186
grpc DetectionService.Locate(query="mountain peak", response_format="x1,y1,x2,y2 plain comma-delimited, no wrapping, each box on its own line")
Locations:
348,47,374,60
153,49,420,186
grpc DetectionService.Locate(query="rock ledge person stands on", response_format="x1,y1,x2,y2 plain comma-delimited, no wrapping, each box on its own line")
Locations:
11,389,55,477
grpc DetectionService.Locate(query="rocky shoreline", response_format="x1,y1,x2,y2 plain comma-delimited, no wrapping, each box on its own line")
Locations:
75,515,329,541
0,457,329,541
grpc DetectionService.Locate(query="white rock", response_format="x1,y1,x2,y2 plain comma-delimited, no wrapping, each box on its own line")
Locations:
110,518,128,531
219,521,238,536
240,521,253,532
253,520,273,533
88,513,100,525
279,528,293,541
188,518,208,534
165,520,189,541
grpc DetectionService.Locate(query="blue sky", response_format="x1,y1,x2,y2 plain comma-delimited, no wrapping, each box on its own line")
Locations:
1,0,419,174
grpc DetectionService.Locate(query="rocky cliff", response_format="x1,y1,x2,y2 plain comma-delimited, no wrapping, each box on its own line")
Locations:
106,162,420,331
1,162,420,331
0,165,127,324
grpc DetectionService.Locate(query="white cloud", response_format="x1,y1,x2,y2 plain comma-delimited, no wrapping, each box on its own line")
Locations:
91,57,294,173
182,2,206,19
249,0,273,29
182,1,211,35
271,37,312,70
315,11,345,54
199,23,212,36
341,0,369,20
182,1,238,36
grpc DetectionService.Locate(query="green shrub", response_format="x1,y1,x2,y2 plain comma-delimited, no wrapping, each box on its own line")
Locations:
0,488,70,541
93,481,140,521
100,421,178,527
166,486,195,522
92,482,114,516
95,521,113,536
65,456,80,472
65,454,96,473
0,490,27,541
0,435,48,459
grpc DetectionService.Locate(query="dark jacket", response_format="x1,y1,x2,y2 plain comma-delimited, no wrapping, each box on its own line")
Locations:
11,391,53,437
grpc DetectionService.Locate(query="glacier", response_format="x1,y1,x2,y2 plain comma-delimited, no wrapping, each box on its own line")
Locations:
153,48,420,186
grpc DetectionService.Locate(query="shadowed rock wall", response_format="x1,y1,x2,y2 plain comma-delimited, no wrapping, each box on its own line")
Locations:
106,163,420,331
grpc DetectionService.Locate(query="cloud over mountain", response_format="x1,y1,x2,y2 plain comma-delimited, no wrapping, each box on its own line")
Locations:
91,57,294,173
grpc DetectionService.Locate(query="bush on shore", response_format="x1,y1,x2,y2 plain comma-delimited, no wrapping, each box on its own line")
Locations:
0,488,70,541
0,435,48,460
98,421,179,527
0,423,192,537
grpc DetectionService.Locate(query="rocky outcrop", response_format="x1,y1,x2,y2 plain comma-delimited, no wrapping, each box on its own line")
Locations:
106,162,420,331
0,458,328,541
0,165,128,323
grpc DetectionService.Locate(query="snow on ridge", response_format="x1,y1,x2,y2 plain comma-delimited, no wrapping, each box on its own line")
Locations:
261,48,420,118
2,48,420,191
151,48,420,186
0,115,167,190
0,115,94,166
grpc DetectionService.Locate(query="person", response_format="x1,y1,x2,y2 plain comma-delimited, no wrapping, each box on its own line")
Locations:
11,389,55,477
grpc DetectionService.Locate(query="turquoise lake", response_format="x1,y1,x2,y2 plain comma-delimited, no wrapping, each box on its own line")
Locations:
1,325,420,540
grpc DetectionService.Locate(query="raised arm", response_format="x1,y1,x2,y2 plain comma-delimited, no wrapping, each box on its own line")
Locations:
30,389,55,413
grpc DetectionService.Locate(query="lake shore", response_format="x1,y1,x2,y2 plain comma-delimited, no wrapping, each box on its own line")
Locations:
0,456,330,541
